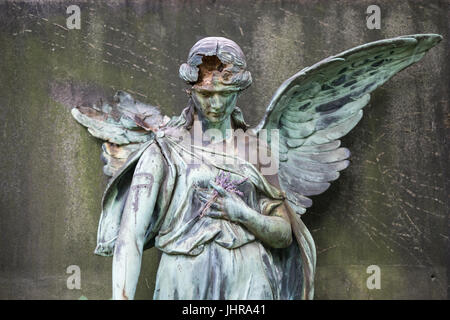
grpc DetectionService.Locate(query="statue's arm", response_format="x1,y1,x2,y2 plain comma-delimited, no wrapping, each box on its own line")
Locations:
234,171,292,249
204,171,292,249
237,201,293,249
112,143,165,300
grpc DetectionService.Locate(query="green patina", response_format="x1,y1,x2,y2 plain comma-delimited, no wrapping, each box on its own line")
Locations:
0,1,447,300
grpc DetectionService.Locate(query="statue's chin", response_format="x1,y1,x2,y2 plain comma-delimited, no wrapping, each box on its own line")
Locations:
207,117,221,123
205,114,224,123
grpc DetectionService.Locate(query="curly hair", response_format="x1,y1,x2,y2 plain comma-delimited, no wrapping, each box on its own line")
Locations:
179,37,252,92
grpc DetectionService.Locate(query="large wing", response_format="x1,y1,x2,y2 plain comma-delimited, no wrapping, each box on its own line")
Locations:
72,91,169,176
252,34,442,216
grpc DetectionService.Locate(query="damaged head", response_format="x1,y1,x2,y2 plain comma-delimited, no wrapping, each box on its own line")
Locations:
179,37,252,92
179,37,252,123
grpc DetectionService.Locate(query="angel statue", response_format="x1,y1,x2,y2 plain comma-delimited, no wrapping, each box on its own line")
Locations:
72,34,442,300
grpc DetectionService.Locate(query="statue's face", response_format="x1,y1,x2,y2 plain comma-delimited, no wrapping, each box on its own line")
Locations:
191,88,238,123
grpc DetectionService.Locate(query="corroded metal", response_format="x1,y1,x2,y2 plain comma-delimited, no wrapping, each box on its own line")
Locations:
72,34,442,300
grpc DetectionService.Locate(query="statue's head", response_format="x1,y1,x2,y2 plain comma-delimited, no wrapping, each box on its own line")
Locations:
179,37,252,123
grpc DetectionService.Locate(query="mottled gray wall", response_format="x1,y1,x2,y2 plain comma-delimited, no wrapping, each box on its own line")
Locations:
0,0,448,299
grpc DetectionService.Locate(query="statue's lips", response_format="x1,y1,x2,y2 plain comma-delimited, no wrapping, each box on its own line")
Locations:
206,110,223,117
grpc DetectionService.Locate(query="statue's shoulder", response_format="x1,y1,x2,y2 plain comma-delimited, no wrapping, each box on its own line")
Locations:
134,139,169,177
114,139,157,176
101,138,158,205
139,139,164,162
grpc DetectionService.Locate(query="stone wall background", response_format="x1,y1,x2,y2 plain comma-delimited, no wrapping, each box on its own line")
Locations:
0,0,448,299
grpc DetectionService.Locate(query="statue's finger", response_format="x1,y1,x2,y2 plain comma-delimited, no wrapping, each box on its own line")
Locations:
209,201,223,210
210,181,227,196
205,209,224,219
197,190,214,200
197,189,209,196
197,193,210,203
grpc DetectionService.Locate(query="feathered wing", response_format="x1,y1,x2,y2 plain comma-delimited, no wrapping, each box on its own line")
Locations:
253,34,442,216
251,34,441,300
71,91,170,176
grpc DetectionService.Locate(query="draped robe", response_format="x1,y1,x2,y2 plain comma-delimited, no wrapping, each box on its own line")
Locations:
94,126,316,299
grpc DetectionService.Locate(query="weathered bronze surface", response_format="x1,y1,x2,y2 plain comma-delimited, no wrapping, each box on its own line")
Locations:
72,34,442,299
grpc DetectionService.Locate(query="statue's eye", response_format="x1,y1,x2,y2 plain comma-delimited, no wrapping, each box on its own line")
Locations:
221,91,234,97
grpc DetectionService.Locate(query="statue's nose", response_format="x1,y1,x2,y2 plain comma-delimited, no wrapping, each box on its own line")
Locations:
209,95,221,111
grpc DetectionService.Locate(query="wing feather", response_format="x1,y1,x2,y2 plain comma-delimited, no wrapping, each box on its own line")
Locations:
72,91,169,177
253,34,442,215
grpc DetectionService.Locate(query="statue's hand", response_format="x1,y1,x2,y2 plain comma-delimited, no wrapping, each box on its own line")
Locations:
197,181,251,223
197,181,293,249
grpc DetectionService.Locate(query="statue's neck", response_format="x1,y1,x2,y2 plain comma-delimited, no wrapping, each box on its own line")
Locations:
193,113,233,144
203,116,232,137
